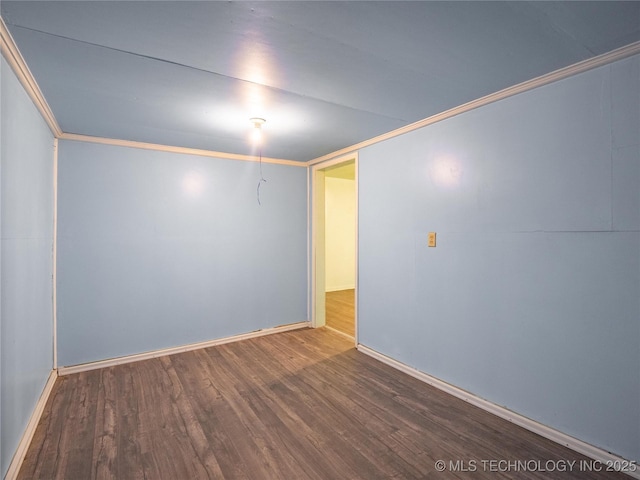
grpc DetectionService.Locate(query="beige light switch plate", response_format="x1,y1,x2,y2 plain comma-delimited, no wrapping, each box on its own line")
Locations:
428,232,436,247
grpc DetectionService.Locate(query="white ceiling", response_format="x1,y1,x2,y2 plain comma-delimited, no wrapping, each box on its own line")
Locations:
2,1,639,162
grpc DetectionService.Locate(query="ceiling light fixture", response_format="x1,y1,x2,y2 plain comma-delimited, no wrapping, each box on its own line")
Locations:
250,117,266,144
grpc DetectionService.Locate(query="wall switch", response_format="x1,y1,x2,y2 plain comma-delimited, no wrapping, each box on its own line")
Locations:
428,232,436,247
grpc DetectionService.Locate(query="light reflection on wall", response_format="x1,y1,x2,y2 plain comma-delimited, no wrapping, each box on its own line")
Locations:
182,170,206,198
428,155,465,188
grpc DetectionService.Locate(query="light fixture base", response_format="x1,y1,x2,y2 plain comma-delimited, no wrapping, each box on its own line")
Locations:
250,117,266,127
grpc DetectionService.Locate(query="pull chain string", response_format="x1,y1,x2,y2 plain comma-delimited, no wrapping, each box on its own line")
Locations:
256,146,267,205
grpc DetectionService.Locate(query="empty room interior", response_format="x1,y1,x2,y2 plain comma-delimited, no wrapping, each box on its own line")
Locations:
1,1,639,479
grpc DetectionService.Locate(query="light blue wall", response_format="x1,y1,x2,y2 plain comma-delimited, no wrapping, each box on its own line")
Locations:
57,141,308,366
358,55,640,461
1,57,55,477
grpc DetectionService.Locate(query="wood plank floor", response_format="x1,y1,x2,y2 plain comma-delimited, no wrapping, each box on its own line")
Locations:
19,328,626,479
326,289,355,337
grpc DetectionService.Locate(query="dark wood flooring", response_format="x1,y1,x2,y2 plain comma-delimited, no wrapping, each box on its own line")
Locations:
326,288,355,337
19,328,626,479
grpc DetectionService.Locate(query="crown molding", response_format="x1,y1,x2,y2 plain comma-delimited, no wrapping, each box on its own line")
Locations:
59,132,307,166
0,16,62,137
308,40,640,166
3,10,638,169
1,15,304,166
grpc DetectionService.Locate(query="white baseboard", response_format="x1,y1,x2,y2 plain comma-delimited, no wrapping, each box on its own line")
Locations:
4,369,58,480
324,325,355,342
58,322,310,376
357,344,639,479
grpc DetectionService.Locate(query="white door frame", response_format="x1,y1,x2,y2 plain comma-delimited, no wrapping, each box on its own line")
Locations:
310,153,358,344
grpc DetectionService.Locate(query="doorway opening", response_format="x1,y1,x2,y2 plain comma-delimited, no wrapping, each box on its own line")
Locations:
311,155,357,344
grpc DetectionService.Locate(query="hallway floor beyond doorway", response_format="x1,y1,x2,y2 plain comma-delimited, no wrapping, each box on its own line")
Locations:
326,289,355,338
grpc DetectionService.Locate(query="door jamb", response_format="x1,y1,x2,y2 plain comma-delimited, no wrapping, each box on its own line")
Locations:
310,154,358,345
